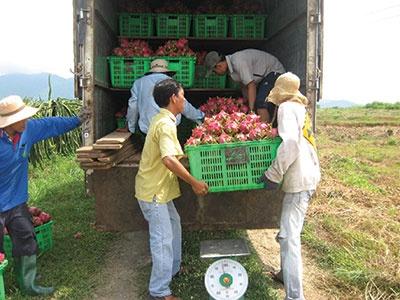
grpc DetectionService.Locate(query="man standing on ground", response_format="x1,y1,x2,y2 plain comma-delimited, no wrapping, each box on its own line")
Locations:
135,79,208,300
0,95,89,296
257,72,320,300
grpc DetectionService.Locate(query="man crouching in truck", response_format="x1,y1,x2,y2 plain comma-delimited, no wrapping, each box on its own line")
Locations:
0,95,89,296
126,58,204,148
257,73,320,300
135,79,208,300
204,49,285,125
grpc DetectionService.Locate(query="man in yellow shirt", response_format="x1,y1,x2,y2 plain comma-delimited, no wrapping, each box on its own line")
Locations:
135,79,208,300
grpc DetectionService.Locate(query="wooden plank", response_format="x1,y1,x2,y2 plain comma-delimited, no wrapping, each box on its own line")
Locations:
76,157,95,163
98,144,135,163
76,150,116,158
96,131,131,144
93,143,124,150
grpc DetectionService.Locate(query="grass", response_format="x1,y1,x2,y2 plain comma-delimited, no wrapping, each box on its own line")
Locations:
3,155,118,300
303,106,400,298
171,230,279,300
317,107,400,126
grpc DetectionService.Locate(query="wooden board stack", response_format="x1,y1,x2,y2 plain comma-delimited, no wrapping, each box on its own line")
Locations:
76,131,137,169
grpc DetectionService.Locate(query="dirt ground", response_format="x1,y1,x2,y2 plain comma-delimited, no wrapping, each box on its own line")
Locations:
89,228,334,300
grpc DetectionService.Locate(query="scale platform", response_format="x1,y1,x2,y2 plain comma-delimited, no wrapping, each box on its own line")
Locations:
200,239,251,258
201,239,250,300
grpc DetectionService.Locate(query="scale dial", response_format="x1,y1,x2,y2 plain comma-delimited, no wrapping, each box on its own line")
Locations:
204,258,248,300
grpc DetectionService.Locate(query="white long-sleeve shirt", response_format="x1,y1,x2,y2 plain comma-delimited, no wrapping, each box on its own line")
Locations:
265,101,320,193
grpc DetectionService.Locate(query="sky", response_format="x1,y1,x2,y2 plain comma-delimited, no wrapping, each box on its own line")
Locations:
0,0,399,104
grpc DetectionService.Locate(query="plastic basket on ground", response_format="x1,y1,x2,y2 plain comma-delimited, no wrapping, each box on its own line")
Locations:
157,56,196,87
193,14,228,38
3,221,54,258
193,65,226,89
230,15,266,38
119,13,153,37
0,260,7,300
156,14,191,37
185,138,282,192
108,56,152,88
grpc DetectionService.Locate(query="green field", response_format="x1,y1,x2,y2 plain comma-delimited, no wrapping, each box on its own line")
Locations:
2,105,399,299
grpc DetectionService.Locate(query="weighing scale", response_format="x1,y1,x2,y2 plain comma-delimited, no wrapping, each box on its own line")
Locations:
200,239,250,300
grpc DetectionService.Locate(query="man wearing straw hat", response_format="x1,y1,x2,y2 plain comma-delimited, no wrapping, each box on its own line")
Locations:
126,58,204,146
0,95,89,296
257,72,320,300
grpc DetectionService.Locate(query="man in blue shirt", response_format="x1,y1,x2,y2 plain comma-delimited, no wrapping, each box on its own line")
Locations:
0,95,89,296
126,59,204,146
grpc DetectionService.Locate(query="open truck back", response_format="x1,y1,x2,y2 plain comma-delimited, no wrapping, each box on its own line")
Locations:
73,0,323,231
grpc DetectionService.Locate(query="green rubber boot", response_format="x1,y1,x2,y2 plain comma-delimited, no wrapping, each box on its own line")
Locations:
14,255,55,296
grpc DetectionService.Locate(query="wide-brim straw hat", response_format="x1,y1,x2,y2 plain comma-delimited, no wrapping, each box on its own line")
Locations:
267,72,309,106
0,95,39,128
145,58,176,76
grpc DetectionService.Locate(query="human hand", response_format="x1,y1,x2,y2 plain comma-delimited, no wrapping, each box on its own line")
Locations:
257,173,279,190
78,107,91,124
192,180,208,196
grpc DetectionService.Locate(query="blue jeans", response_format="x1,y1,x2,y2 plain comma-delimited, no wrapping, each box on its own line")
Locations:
138,199,182,297
278,190,314,300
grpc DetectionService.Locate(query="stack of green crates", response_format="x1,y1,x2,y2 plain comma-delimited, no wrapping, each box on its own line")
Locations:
156,14,191,37
230,15,266,38
0,260,7,300
119,13,153,37
193,14,228,38
158,56,196,87
108,56,152,88
185,138,282,192
193,65,226,89
226,76,241,90
3,221,54,258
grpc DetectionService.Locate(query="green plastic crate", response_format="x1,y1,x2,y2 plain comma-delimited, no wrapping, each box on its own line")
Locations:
185,138,282,192
193,65,226,88
3,221,54,258
156,14,191,37
119,13,153,37
230,15,266,38
157,56,196,87
193,14,228,38
0,260,7,300
177,116,197,146
227,76,241,90
108,56,152,88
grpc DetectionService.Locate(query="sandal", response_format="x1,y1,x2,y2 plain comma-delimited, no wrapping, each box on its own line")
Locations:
270,270,284,284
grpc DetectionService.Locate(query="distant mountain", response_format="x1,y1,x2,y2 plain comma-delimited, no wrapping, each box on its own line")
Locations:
0,73,74,99
318,99,357,108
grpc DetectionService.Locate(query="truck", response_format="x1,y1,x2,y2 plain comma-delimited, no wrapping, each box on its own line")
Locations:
72,0,323,231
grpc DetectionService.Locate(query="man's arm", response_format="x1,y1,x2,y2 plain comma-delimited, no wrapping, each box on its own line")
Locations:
181,99,204,122
127,83,139,133
265,105,302,183
162,155,208,196
28,117,81,145
246,81,257,112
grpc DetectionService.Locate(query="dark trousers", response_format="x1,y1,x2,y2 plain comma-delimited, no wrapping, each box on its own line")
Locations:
255,71,282,128
0,203,38,257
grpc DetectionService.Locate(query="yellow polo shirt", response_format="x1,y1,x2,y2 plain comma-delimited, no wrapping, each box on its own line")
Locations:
135,109,184,203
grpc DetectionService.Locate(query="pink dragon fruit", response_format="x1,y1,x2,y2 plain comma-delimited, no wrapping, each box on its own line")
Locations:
218,133,233,144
